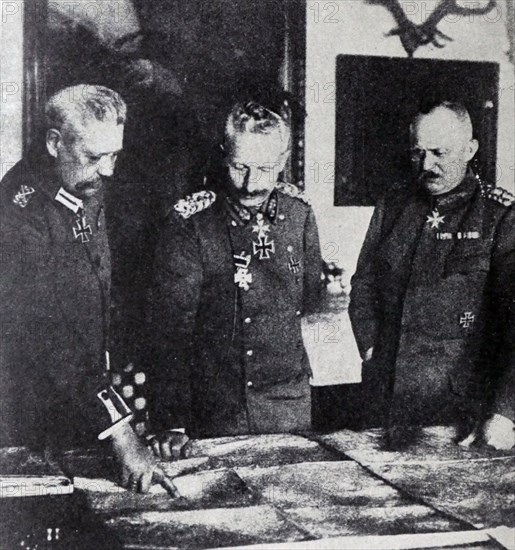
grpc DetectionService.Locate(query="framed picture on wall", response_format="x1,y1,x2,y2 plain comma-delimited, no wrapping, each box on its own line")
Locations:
334,55,499,206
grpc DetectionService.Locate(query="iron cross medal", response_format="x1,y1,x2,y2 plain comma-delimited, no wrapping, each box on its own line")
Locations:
73,215,93,243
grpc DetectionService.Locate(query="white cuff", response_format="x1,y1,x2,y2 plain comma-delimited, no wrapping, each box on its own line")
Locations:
98,414,134,440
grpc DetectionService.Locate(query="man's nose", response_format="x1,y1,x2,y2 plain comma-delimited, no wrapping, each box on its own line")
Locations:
98,155,116,177
422,152,436,172
245,166,260,191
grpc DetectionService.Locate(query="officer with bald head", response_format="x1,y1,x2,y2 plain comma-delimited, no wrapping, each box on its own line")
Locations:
349,101,515,450
410,103,479,196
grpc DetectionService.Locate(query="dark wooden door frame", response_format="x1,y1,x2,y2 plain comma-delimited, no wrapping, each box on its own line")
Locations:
23,0,48,158
283,0,307,189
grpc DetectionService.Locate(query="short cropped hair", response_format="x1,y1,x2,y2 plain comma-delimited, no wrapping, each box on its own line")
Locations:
412,100,474,138
225,100,291,151
419,100,471,123
45,84,127,135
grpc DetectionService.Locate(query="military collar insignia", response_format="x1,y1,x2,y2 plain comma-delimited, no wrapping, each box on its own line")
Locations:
55,187,83,213
265,191,279,221
226,196,252,225
226,189,280,225
174,190,216,219
13,185,35,208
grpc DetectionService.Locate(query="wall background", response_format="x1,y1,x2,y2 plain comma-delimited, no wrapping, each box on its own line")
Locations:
2,0,512,266
305,0,514,283
0,0,24,177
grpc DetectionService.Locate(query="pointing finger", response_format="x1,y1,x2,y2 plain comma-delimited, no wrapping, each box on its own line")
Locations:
153,468,181,498
139,469,153,494
150,439,162,459
160,440,172,461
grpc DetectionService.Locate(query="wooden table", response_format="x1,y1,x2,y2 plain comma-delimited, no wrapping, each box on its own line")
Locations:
1,427,513,549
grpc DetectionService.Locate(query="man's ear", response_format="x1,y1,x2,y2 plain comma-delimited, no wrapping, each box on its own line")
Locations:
46,129,62,158
277,147,291,172
466,138,479,162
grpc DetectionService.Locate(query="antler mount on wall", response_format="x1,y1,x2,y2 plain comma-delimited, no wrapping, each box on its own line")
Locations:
369,0,497,57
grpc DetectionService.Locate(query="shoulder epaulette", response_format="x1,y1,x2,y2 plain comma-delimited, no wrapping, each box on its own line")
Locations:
174,190,216,219
481,182,515,207
277,182,311,205
12,184,36,209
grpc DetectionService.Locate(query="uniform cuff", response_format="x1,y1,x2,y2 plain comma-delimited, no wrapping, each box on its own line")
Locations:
98,414,134,440
96,386,133,440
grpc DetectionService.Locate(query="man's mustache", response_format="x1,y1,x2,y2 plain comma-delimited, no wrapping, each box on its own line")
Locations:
234,188,268,198
419,171,440,180
76,178,104,191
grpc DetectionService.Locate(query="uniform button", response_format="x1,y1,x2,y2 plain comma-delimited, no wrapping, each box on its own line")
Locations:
247,381,253,388
279,214,285,221
231,220,237,227
296,310,301,316
246,350,254,356
244,317,252,324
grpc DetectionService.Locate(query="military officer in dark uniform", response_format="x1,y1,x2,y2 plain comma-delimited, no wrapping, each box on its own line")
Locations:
0,85,177,494
349,101,515,450
148,97,323,456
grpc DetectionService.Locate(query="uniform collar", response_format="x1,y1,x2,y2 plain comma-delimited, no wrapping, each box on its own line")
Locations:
26,154,62,200
55,187,83,213
428,169,479,212
225,188,280,226
31,154,104,214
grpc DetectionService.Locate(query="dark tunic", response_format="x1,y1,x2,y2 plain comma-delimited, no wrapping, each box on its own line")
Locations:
0,158,114,449
349,174,515,432
149,184,323,437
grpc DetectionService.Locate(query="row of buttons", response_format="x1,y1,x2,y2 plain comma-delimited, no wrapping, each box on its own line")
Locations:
245,300,254,385
245,315,253,388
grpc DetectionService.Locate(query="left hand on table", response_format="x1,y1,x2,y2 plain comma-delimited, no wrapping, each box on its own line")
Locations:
482,414,515,450
146,430,192,461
